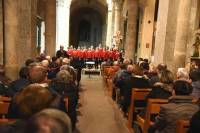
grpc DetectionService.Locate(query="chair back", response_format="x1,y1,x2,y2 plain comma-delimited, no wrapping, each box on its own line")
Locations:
143,99,168,133
176,120,189,133
0,102,10,118
127,88,151,129
63,97,69,112
0,96,11,102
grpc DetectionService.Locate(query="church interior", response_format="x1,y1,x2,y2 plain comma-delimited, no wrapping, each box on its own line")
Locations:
0,0,200,133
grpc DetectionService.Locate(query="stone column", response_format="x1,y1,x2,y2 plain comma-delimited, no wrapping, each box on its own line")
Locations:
45,0,56,57
0,0,3,64
154,0,191,72
106,2,113,48
186,0,199,63
113,0,121,34
31,0,38,57
139,0,156,60
111,1,115,38
173,0,192,71
124,0,138,59
4,0,36,80
56,0,71,50
154,0,179,70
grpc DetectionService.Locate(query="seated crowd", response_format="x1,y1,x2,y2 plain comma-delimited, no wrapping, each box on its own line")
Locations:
104,58,200,133
0,53,85,133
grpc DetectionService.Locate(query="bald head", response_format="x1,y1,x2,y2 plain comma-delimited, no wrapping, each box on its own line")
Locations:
127,65,134,73
29,65,47,83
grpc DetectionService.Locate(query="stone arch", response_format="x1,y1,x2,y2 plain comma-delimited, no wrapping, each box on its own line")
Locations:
70,0,107,48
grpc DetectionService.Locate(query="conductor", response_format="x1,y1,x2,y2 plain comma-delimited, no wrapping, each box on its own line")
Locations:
56,45,69,58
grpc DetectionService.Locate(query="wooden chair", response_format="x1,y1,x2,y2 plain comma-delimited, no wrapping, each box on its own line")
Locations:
102,66,111,85
137,99,168,133
0,118,16,125
0,102,10,118
127,88,151,130
0,96,11,102
63,97,69,112
176,120,189,133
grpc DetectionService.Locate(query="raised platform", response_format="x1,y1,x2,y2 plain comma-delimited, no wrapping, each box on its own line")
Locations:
82,68,101,75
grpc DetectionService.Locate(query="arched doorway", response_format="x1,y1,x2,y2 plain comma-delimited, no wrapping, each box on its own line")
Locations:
70,8,103,48
69,0,107,49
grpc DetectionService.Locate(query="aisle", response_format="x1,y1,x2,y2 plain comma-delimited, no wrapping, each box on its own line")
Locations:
75,75,129,133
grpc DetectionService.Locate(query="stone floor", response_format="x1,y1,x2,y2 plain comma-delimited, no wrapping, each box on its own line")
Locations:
74,75,130,133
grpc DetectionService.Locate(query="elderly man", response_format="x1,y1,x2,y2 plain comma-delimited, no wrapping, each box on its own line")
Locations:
28,63,49,88
56,45,69,58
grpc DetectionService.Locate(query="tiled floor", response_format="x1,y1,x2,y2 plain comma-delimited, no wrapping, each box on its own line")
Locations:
74,75,130,133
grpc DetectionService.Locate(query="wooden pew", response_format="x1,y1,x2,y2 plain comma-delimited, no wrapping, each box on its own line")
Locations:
137,99,168,133
127,88,152,131
176,120,189,133
0,96,11,102
0,96,11,119
63,97,69,112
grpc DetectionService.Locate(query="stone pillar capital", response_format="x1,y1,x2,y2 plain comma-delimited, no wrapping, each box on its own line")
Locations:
56,0,64,7
112,0,123,10
56,0,71,8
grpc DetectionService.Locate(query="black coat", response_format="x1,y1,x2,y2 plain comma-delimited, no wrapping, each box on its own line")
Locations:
56,50,69,58
120,73,150,113
146,83,173,100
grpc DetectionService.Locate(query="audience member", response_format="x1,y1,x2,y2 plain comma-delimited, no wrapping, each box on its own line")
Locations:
149,80,199,133
176,68,191,82
50,70,78,131
6,67,30,97
121,65,150,114
191,70,200,99
28,64,48,86
149,63,167,86
48,56,59,79
70,56,84,86
25,58,35,66
188,109,200,133
25,109,72,133
1,84,62,133
41,59,49,68
146,69,174,100
0,64,11,86
60,65,77,83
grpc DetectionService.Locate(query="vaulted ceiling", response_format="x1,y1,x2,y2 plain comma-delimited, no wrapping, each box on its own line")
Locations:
70,0,108,23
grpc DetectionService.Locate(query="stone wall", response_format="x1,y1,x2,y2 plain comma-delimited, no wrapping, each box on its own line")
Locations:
4,0,38,80
0,0,3,64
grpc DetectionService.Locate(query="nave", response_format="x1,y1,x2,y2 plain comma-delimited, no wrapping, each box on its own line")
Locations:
75,75,129,133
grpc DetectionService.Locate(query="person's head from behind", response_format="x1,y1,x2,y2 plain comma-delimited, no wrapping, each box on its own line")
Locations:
15,84,53,118
26,109,72,133
41,60,49,68
62,58,70,65
60,45,64,51
123,59,131,65
45,56,51,62
51,56,57,62
120,63,127,70
176,68,189,80
127,65,134,74
19,67,29,79
56,70,73,84
156,63,167,73
149,63,157,73
25,59,35,66
158,69,174,84
173,80,193,96
188,110,200,133
28,64,47,83
133,65,144,76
